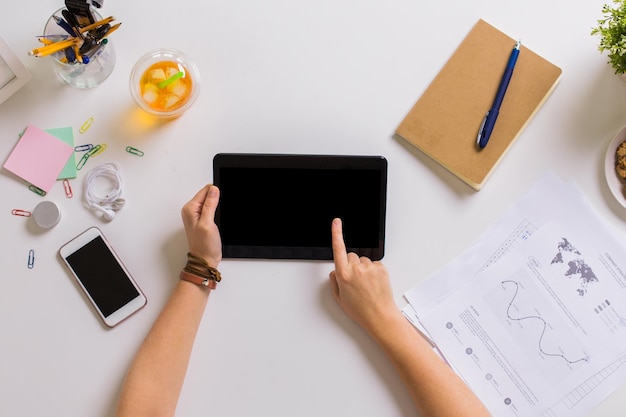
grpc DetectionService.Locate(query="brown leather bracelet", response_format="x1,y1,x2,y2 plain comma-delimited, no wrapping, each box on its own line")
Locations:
183,253,222,282
179,270,218,290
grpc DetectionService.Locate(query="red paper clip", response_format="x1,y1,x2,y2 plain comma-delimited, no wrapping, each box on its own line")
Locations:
12,209,32,217
63,179,73,198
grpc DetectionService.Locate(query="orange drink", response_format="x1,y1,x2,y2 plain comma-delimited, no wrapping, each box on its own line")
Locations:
130,49,200,118
138,61,193,112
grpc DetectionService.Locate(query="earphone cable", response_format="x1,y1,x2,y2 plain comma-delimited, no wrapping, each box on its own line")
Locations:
83,162,125,218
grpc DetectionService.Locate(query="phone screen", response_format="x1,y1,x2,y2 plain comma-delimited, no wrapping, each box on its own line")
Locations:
65,235,140,318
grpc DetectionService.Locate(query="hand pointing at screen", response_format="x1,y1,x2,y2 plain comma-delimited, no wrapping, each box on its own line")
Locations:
329,218,491,417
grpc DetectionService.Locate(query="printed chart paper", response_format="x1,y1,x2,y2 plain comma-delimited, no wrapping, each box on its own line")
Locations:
403,173,626,417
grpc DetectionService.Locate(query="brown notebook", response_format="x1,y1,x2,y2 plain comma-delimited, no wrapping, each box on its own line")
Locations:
396,19,562,190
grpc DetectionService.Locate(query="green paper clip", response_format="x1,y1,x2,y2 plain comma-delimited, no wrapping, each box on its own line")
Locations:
86,143,107,158
28,184,46,196
92,143,107,156
86,144,102,157
77,153,90,170
125,146,144,156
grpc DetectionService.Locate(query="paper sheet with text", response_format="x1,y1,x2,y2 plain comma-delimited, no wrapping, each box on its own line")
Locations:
403,173,626,417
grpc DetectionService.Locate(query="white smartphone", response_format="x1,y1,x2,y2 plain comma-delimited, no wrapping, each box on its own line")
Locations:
59,227,147,327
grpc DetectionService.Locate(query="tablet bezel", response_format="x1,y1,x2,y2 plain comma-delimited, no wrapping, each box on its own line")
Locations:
213,153,387,261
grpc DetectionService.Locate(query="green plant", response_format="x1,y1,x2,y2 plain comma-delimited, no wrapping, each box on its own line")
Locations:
592,0,626,74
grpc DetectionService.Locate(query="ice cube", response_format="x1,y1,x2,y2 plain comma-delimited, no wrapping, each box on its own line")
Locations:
163,94,181,109
148,68,166,82
166,66,181,79
167,80,188,98
142,84,160,104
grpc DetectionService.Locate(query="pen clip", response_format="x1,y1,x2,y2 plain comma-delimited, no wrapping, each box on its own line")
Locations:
476,112,489,146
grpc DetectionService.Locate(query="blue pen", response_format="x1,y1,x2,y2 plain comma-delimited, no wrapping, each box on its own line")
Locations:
64,45,77,63
62,9,85,40
477,40,521,149
53,15,77,37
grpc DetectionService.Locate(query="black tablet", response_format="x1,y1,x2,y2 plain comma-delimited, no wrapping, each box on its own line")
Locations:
213,153,387,260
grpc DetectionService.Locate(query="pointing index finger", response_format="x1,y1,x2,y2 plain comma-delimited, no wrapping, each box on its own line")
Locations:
331,218,348,269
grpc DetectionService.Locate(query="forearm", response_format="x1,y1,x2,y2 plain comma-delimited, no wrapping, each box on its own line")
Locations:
115,280,210,417
370,311,491,417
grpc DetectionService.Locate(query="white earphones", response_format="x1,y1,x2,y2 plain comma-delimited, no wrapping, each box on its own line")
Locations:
84,163,126,221
92,204,117,221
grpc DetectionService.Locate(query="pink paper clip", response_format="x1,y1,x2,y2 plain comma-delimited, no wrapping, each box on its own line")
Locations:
63,179,73,198
12,209,32,217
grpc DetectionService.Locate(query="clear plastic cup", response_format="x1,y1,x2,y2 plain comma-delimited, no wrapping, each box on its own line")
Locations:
43,8,116,88
129,49,201,118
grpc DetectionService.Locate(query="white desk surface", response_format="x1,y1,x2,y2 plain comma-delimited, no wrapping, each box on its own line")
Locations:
2,1,626,416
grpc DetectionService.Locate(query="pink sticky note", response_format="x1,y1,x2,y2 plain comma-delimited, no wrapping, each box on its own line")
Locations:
3,124,74,192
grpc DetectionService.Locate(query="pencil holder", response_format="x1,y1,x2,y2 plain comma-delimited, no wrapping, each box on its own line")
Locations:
43,8,116,89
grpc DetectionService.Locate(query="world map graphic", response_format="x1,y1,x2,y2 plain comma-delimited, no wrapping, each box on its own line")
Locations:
550,238,598,296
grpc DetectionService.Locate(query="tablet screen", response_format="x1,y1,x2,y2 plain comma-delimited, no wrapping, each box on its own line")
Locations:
213,153,387,260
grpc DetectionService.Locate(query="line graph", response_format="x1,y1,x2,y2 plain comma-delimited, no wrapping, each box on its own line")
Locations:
502,280,589,365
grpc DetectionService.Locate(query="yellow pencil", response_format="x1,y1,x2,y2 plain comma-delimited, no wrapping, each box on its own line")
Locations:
29,39,77,56
73,44,83,63
28,38,79,57
38,37,54,45
79,16,116,33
